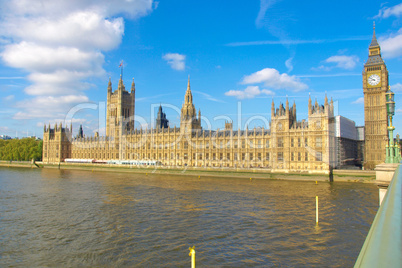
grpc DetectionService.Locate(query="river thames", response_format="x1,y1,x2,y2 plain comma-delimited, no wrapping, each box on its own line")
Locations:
0,167,378,267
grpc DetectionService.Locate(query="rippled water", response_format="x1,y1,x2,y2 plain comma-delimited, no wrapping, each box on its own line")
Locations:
0,167,378,267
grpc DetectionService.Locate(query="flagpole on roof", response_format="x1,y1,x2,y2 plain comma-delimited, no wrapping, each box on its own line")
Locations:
119,60,124,79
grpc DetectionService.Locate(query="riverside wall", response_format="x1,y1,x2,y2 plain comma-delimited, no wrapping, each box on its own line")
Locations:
0,160,375,182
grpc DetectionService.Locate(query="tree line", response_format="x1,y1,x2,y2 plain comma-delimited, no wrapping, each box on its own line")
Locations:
0,138,42,161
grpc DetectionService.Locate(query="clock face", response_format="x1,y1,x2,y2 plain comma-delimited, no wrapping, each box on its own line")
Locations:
368,74,381,86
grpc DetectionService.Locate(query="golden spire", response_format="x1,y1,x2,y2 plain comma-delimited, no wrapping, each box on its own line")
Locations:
184,75,193,104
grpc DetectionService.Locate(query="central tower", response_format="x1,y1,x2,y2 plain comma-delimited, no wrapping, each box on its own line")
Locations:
180,76,201,134
363,23,389,169
106,76,136,137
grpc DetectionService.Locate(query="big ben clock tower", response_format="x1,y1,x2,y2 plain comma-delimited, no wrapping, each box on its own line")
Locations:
363,23,389,169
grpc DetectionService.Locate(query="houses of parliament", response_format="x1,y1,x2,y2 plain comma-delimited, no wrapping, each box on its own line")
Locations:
42,26,392,171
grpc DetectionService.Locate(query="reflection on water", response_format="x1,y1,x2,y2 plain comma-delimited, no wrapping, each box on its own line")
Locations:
0,167,378,267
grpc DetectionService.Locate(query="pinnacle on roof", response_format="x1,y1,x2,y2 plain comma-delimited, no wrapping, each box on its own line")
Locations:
370,21,379,48
184,75,193,104
131,78,135,92
187,75,191,92
108,77,112,92
117,74,125,91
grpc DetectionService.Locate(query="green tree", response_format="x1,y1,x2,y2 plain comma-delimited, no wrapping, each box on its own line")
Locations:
0,138,42,161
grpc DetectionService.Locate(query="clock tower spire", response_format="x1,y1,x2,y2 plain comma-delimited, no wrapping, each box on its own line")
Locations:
363,23,389,169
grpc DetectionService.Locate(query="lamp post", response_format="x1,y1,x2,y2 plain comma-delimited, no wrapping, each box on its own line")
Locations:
385,87,397,163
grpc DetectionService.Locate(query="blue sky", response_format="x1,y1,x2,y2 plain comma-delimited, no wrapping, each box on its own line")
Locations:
1,0,402,138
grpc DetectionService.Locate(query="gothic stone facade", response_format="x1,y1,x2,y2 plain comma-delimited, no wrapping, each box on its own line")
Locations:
43,76,336,173
43,123,72,163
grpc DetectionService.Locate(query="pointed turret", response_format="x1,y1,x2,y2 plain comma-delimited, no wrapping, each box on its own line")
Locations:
117,75,125,91
271,99,275,117
308,94,312,116
184,75,193,104
285,97,289,116
365,22,383,66
198,109,201,120
180,75,201,133
131,78,135,93
370,21,379,48
293,100,296,118
108,77,112,93
77,124,84,139
156,104,169,129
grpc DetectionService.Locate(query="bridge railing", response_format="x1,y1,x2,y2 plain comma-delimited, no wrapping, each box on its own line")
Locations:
354,163,402,267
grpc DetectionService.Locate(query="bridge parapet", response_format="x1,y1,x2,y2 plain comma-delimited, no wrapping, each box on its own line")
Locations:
355,163,401,267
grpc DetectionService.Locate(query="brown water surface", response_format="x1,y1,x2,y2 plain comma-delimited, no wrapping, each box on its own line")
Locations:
0,167,378,267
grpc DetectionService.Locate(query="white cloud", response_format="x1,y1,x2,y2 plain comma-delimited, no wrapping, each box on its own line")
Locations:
1,0,154,20
162,53,186,71
193,90,225,103
3,95,14,101
255,0,278,28
298,73,360,78
225,37,370,47
2,42,103,72
0,0,155,120
225,86,274,100
379,29,402,59
375,4,402,59
2,12,124,51
13,95,89,119
325,55,359,69
241,68,308,91
285,57,293,73
392,83,402,92
254,0,291,41
311,65,332,72
352,97,364,104
2,42,105,95
376,3,402,18
312,55,359,71
37,118,87,127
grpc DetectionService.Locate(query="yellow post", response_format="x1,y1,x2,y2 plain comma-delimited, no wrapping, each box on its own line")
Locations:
316,196,319,224
316,181,317,184
189,246,195,268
